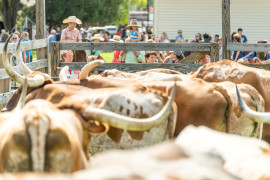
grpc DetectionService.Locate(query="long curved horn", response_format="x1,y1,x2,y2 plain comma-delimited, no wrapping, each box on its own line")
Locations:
236,85,270,123
82,82,177,131
15,76,28,111
3,34,45,87
59,66,69,81
79,60,105,80
16,35,32,75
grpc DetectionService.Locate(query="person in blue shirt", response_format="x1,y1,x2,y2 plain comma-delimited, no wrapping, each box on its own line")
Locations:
238,40,270,64
48,29,56,52
175,29,185,43
21,32,33,62
238,28,247,43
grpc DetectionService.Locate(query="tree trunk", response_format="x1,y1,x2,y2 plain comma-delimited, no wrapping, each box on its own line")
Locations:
1,0,20,32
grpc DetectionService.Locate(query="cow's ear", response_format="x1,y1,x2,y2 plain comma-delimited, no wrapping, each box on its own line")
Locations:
82,120,109,135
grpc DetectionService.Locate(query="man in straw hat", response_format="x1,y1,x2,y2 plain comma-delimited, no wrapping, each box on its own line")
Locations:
61,16,82,42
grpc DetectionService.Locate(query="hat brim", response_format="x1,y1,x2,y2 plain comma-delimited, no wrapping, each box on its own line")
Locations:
91,37,104,41
126,25,141,29
109,39,123,43
63,18,82,24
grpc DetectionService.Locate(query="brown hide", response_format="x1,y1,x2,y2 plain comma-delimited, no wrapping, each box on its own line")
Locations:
25,83,170,143
192,60,270,141
5,70,263,140
0,100,95,173
30,78,231,136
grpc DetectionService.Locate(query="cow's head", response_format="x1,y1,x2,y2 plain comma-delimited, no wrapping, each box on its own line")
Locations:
236,85,265,139
0,78,107,173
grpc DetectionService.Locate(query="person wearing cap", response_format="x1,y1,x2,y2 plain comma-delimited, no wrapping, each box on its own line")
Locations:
82,31,90,42
48,30,57,52
88,34,104,57
110,35,124,63
61,16,82,42
163,51,185,63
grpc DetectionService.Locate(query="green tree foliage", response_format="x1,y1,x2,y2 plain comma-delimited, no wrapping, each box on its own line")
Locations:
0,0,21,32
19,0,149,28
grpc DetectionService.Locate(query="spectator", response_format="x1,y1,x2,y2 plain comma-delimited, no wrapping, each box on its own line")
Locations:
232,33,244,61
103,31,110,42
56,27,61,41
238,28,247,43
191,33,202,43
231,32,237,42
121,25,127,40
61,16,82,42
126,19,141,42
61,50,79,79
151,34,156,41
11,34,19,43
119,38,145,63
21,32,33,62
175,29,185,43
238,40,270,64
14,31,21,37
203,33,211,43
163,51,185,63
212,34,219,43
160,32,170,43
48,29,56,63
110,35,124,63
146,39,164,62
81,31,90,42
217,37,223,60
88,34,104,56
145,51,158,63
116,29,121,36
0,33,9,43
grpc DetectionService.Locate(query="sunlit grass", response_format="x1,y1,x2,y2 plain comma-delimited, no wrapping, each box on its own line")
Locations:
100,51,114,63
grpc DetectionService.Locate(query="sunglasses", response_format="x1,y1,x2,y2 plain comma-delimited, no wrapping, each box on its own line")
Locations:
13,38,18,39
178,32,182,33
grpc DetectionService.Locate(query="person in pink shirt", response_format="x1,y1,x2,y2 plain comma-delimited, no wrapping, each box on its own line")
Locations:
61,16,87,62
61,16,82,42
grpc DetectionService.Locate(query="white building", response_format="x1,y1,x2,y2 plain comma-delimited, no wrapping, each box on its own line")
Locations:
153,0,270,43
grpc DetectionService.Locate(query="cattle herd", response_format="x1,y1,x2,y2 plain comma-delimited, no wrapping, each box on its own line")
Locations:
0,34,270,179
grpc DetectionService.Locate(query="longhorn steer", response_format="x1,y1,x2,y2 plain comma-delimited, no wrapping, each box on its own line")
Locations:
0,81,107,173
192,59,270,142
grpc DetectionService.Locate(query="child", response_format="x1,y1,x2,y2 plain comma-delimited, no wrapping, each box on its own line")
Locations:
120,19,142,62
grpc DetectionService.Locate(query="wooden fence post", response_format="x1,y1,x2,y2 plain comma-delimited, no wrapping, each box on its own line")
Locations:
210,43,219,62
36,0,47,73
222,0,231,59
50,42,60,79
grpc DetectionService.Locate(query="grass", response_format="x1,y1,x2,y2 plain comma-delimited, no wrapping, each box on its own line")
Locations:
32,50,113,63
100,51,114,63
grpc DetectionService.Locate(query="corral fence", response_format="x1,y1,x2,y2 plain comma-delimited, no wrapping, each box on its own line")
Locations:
1,40,270,108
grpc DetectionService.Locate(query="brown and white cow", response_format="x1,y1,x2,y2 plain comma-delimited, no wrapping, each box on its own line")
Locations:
0,80,107,173
192,59,270,142
3,37,264,150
